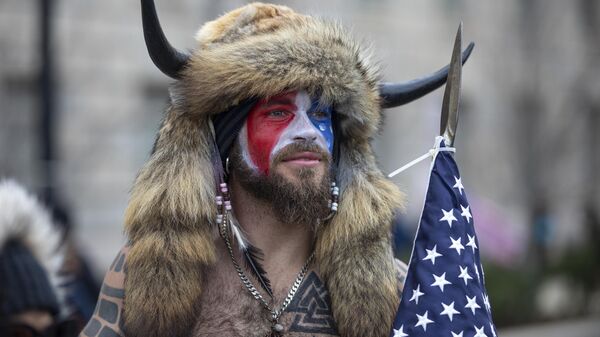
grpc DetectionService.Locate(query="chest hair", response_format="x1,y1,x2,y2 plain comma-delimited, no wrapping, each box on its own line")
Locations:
192,262,340,337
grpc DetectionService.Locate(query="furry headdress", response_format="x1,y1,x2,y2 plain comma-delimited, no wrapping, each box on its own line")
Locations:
124,2,472,337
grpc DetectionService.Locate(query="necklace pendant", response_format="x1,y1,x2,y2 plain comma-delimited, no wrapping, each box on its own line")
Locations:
267,331,282,337
268,322,284,336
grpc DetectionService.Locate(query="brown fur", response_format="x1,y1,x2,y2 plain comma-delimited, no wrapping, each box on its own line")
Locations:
124,3,404,337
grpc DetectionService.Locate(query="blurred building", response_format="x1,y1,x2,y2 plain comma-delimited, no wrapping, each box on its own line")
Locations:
1,0,599,328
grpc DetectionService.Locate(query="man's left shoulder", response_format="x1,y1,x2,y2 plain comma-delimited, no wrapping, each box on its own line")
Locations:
394,258,409,296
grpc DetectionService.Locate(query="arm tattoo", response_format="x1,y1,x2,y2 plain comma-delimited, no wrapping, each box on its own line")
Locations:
285,272,339,335
79,247,128,337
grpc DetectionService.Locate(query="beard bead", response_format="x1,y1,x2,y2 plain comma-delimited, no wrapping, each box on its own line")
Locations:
220,182,229,195
329,182,339,212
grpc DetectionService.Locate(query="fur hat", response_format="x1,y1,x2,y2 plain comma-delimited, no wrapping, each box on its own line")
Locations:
0,180,65,318
125,2,471,337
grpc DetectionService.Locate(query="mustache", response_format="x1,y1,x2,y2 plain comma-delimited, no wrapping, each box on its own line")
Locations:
271,141,331,165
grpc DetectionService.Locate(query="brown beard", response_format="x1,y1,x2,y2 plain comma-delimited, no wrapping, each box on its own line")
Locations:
229,141,332,230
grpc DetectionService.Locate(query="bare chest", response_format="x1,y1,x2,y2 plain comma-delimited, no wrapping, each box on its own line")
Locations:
192,265,340,337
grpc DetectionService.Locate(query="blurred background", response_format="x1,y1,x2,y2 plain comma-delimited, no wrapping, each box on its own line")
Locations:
1,0,599,335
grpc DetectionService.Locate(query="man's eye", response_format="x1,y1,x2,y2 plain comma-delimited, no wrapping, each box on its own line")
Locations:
268,110,288,117
310,111,330,120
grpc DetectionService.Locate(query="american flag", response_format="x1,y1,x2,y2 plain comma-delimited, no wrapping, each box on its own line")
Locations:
390,137,498,337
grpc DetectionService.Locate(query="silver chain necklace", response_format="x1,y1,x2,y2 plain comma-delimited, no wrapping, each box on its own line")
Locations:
220,213,314,337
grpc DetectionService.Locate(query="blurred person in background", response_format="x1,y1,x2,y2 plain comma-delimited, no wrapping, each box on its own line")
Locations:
0,179,79,337
80,2,466,337
49,204,101,324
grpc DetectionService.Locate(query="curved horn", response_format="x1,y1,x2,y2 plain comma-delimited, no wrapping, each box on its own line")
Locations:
379,42,474,108
141,0,190,79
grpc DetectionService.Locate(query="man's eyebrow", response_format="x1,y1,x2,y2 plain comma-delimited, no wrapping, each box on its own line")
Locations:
262,98,294,107
261,93,296,107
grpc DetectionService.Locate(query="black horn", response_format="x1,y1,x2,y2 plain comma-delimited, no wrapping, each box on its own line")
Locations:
379,42,474,108
141,0,190,79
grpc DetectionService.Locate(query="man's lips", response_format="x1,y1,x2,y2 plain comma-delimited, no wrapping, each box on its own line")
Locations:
281,151,323,166
282,151,322,161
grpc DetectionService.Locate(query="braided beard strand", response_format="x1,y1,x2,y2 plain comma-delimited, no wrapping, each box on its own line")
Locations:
230,142,331,231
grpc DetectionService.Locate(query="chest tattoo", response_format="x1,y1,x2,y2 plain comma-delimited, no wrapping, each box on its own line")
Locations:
283,272,338,335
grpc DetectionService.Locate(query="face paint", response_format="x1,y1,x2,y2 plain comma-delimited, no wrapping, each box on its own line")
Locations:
241,90,333,175
307,100,334,153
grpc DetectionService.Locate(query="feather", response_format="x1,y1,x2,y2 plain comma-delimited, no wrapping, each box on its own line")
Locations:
243,244,273,297
229,217,273,297
229,219,247,249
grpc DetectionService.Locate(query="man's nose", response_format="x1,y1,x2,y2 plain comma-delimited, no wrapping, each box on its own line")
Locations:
292,114,319,142
293,130,318,142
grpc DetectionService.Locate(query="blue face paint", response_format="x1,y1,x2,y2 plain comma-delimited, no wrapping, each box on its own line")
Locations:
308,100,334,153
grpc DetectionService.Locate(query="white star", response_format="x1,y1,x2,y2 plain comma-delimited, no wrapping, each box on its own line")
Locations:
415,311,434,331
458,266,473,285
431,272,452,292
449,236,465,255
409,284,425,305
392,325,408,337
440,301,460,322
423,245,443,265
453,176,465,195
474,325,488,337
440,209,458,228
465,295,481,314
451,331,464,337
466,234,478,253
460,204,472,223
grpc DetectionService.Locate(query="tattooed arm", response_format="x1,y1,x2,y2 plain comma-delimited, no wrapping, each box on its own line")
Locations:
79,246,128,337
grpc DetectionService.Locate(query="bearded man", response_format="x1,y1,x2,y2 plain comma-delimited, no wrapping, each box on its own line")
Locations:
80,2,472,337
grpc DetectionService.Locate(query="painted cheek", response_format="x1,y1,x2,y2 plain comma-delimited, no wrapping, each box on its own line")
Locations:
246,107,293,175
308,106,334,153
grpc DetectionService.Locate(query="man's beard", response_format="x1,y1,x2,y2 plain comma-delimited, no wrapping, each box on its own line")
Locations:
230,141,332,230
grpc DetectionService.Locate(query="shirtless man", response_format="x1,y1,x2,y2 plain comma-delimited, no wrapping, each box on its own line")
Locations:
81,2,460,337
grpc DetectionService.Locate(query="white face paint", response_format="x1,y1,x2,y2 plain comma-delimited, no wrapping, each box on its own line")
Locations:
238,90,333,175
238,124,258,171
269,91,330,159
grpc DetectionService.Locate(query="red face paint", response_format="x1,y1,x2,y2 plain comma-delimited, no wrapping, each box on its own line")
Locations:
245,92,297,174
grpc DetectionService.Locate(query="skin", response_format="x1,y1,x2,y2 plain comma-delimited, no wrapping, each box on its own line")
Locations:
80,91,406,336
239,90,333,176
11,311,54,333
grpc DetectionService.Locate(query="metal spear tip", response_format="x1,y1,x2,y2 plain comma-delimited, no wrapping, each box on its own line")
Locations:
440,22,465,147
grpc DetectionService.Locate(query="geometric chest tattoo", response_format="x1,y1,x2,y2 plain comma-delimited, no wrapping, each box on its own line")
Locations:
285,272,338,335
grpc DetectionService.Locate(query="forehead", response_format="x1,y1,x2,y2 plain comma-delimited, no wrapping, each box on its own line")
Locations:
253,91,312,110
